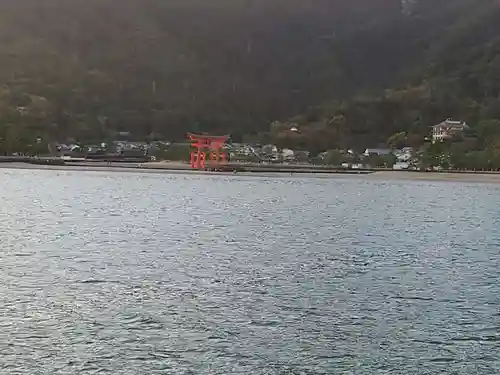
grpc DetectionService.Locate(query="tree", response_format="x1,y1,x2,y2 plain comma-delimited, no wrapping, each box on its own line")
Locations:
162,144,191,161
324,150,343,166
475,119,500,149
380,153,397,168
421,149,440,169
450,149,466,169
0,0,498,157
387,131,407,149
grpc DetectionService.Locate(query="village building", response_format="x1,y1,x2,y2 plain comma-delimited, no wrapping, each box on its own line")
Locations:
431,119,468,142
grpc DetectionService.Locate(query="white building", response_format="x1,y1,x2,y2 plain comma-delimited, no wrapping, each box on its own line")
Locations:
281,148,295,161
432,119,468,142
393,162,409,170
262,144,279,160
394,147,413,162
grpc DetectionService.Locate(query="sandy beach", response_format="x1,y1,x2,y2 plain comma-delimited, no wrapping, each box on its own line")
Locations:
1,161,500,183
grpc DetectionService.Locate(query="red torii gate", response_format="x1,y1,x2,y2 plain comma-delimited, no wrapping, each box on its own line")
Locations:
188,133,229,169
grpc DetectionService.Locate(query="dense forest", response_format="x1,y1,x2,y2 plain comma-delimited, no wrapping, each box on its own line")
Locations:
1,0,500,153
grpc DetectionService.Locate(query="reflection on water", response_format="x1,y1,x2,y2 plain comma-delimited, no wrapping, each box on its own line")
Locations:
1,169,499,374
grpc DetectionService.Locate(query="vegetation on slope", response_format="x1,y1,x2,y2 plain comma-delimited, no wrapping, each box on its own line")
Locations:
0,0,499,156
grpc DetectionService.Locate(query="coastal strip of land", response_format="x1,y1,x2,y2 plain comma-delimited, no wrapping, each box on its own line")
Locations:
2,160,500,183
365,171,500,184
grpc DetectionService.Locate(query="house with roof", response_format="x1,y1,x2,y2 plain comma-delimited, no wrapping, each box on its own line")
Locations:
393,147,413,162
281,148,295,161
431,119,469,142
261,144,280,161
230,143,254,157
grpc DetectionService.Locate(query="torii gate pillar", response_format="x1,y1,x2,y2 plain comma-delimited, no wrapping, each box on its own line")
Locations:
188,133,229,170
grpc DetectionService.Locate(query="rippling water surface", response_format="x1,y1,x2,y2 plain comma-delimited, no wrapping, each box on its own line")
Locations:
1,169,500,374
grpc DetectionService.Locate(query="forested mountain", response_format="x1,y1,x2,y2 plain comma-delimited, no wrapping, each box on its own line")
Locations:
0,0,499,151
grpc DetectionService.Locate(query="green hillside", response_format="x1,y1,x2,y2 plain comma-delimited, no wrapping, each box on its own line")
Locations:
0,0,499,152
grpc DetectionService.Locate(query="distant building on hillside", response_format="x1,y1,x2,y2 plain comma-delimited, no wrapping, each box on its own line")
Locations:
432,119,468,142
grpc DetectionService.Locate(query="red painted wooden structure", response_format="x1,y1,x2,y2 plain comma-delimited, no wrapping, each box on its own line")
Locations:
188,133,229,169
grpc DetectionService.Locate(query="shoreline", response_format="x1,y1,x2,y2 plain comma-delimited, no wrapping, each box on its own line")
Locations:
1,161,500,183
